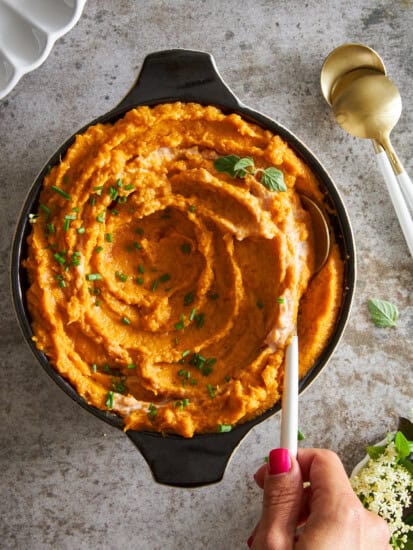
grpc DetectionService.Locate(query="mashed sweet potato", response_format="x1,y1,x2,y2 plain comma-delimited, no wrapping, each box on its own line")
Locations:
24,102,344,437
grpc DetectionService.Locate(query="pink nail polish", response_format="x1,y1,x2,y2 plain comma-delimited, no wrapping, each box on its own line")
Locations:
269,448,291,475
247,535,254,547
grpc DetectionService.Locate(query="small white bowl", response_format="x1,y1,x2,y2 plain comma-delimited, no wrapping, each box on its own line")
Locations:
0,0,87,100
350,436,391,478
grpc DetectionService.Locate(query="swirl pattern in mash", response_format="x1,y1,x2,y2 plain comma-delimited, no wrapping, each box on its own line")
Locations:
25,103,343,437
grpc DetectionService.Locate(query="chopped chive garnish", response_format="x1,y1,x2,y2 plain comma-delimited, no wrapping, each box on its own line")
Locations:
51,185,71,200
53,252,66,265
77,227,86,234
121,317,131,325
47,223,55,234
64,214,76,220
63,219,70,232
160,273,171,283
217,424,232,433
125,184,135,191
138,264,145,274
181,243,191,254
256,300,264,309
105,391,114,408
175,314,185,331
89,196,97,206
151,279,159,291
110,209,119,216
181,349,191,358
189,307,197,322
147,403,158,419
133,241,142,250
40,204,50,218
91,364,97,373
58,280,66,288
182,398,190,407
127,364,136,369
117,196,127,204
206,384,216,398
189,379,198,385
136,277,144,285
184,292,195,306
189,205,196,213
276,297,285,304
135,227,144,235
93,185,104,195
105,233,112,242
95,300,101,307
174,337,179,345
86,273,102,281
116,178,123,188
72,207,80,213
96,211,106,223
115,271,128,282
108,186,118,200
95,246,103,253
195,312,205,328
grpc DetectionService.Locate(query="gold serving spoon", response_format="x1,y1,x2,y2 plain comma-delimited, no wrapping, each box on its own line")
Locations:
321,44,413,257
280,195,330,456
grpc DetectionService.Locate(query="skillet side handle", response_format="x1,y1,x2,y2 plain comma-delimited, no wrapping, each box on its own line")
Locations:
126,424,252,488
116,49,240,111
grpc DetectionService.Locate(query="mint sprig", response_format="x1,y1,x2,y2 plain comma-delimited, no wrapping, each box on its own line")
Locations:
367,298,399,328
213,155,286,192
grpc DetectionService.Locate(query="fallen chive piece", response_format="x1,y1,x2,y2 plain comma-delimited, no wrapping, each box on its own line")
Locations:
96,212,106,223
181,243,191,254
105,233,112,242
217,424,232,433
138,264,145,274
51,185,71,200
160,273,171,283
127,364,136,369
95,246,103,253
121,317,131,325
86,273,102,281
136,277,144,285
77,227,86,234
189,307,197,322
151,279,159,292
184,292,195,306
105,391,114,408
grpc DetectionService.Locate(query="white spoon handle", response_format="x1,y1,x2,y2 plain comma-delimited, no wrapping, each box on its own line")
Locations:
376,151,413,258
280,335,298,457
397,171,413,213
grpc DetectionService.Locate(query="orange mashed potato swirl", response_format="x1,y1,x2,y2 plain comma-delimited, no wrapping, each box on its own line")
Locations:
24,103,343,437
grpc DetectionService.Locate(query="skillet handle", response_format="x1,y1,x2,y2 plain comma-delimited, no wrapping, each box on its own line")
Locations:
115,49,241,111
126,423,253,487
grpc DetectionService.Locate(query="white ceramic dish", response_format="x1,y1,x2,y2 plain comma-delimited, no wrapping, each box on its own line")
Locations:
350,436,390,478
0,0,87,100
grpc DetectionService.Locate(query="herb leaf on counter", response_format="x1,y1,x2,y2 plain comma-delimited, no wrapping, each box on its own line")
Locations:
368,298,399,328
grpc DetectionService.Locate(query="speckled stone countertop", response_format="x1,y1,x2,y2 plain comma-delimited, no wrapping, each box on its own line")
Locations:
1,1,412,549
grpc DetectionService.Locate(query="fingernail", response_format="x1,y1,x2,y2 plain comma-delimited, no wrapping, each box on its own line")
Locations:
247,535,254,547
269,448,291,475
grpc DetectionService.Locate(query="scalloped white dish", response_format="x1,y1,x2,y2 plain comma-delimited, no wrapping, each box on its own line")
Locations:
0,0,87,100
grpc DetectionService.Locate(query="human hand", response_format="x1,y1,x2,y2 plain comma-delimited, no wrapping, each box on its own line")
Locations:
248,448,391,550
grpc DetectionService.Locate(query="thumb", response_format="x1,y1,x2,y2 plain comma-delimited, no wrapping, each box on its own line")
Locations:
253,449,303,550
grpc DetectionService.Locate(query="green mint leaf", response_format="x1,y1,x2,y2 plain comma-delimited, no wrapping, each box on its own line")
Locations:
367,298,399,328
400,457,413,476
260,167,287,192
366,445,386,459
233,157,254,178
213,155,241,177
394,430,411,459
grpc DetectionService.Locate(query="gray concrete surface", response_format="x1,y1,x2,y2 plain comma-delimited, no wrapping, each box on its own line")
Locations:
1,1,412,549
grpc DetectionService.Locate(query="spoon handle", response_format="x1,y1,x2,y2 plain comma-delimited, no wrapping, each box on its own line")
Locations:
397,171,413,214
280,334,298,457
376,150,413,257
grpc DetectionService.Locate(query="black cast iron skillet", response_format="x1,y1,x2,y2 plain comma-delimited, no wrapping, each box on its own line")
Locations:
11,49,356,487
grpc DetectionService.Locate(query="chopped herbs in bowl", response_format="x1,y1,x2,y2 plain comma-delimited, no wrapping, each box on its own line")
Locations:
350,417,413,549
